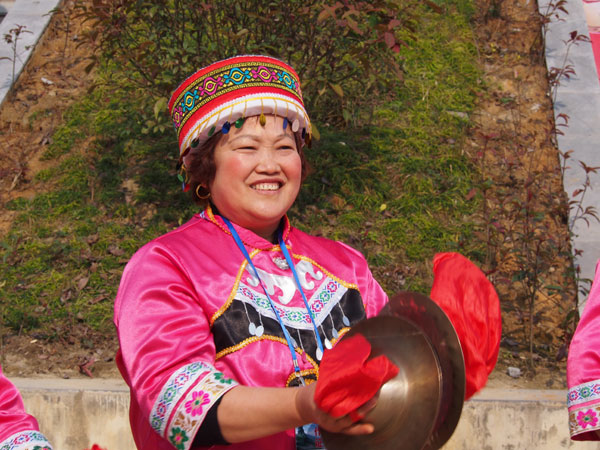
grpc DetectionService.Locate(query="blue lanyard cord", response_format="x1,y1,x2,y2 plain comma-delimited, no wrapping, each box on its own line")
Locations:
278,230,325,358
222,218,304,382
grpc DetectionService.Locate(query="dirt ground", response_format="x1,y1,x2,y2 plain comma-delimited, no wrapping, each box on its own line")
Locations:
0,0,571,388
470,0,573,389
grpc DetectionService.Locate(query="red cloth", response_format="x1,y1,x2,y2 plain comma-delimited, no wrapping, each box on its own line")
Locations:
314,333,399,419
429,252,501,400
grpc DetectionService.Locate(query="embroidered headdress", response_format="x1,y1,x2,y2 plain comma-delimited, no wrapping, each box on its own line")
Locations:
168,55,312,166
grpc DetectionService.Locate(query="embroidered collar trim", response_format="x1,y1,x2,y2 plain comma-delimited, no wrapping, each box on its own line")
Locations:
201,204,291,250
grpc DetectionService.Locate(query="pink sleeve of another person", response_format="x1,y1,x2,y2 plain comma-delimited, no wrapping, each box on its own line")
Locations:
0,365,53,449
567,259,600,440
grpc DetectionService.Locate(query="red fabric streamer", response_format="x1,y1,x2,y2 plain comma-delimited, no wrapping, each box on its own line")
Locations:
429,252,501,400
314,333,399,419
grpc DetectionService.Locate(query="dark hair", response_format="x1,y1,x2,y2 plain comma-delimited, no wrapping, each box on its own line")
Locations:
187,132,220,205
187,119,311,205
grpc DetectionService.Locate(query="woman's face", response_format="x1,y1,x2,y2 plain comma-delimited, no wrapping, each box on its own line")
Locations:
209,115,302,242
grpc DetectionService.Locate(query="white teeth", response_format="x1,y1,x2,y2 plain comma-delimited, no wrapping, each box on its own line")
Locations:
252,183,280,191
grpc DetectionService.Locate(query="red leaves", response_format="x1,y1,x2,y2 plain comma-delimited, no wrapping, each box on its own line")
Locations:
466,187,477,201
78,358,96,378
568,30,590,44
384,31,395,49
579,160,600,175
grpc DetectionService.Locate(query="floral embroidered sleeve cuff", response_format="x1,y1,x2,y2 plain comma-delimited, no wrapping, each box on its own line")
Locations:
149,362,238,450
568,378,600,440
0,430,53,450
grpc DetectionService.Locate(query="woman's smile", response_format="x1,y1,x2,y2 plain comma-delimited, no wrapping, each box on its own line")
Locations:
251,182,281,192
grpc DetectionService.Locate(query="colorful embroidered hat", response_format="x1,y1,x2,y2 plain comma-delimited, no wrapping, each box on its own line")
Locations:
168,55,312,164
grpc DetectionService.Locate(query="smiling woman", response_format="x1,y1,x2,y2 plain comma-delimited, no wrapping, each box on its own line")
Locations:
113,55,392,450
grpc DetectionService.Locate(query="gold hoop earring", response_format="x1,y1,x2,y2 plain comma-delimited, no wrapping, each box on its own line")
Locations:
196,185,211,200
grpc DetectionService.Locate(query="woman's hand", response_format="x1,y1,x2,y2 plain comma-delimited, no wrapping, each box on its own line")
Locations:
294,381,377,435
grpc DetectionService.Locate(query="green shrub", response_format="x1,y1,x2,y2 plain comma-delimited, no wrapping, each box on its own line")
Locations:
77,0,418,127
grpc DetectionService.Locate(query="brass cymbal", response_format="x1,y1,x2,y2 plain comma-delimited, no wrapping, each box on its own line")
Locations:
381,291,466,449
321,314,443,450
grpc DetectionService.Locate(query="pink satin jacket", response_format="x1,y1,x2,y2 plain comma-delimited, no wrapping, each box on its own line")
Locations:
114,206,388,449
0,366,53,449
567,259,600,440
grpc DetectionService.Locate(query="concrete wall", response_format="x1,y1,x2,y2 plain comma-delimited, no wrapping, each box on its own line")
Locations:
13,380,600,450
16,378,135,450
445,389,600,450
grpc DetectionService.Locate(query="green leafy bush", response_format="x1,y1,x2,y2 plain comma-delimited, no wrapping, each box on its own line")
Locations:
77,0,417,127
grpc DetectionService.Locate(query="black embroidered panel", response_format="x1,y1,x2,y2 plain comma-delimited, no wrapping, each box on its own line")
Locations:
212,288,366,367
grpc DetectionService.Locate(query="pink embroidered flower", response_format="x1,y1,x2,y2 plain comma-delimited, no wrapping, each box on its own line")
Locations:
14,434,31,444
568,390,579,402
275,306,285,318
312,299,324,313
155,401,167,418
174,373,190,385
185,390,210,416
577,409,598,429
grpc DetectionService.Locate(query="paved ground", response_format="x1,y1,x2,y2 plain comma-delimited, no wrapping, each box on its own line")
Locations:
540,0,600,312
0,0,59,107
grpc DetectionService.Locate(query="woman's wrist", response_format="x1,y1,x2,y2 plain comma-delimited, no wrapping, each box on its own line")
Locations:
217,385,308,443
294,383,317,425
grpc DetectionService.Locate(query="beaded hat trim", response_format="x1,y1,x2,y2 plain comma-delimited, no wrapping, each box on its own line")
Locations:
168,55,312,161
